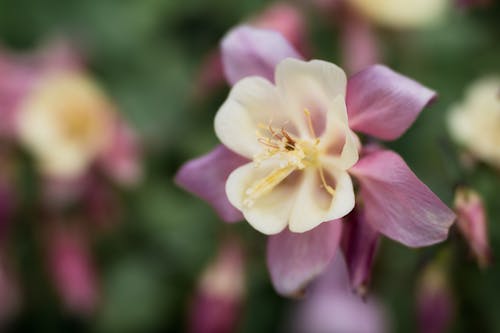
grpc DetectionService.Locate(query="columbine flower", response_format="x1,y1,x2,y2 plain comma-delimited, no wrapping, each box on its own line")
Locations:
176,26,455,296
448,76,500,169
17,71,114,179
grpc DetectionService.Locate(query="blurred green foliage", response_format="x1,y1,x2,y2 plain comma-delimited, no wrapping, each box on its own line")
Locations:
1,0,500,332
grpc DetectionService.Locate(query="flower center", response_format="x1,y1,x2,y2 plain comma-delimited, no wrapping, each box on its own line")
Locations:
243,110,335,208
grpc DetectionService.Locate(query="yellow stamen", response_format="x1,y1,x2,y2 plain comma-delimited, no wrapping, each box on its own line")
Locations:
318,167,336,196
304,108,317,138
244,165,295,207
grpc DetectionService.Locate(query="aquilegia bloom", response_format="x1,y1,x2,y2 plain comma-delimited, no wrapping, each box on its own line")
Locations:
176,25,455,296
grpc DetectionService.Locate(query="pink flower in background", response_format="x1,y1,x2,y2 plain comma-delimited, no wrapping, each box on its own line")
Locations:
45,223,100,315
454,187,492,268
291,253,389,333
176,25,455,296
188,238,245,333
0,42,141,185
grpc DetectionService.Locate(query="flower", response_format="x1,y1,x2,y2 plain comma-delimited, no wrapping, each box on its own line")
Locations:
17,71,114,179
448,76,500,168
215,58,359,234
176,26,455,296
188,239,245,333
454,187,491,268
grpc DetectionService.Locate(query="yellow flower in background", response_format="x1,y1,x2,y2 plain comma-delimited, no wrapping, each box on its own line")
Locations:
448,77,500,168
348,0,449,29
17,72,113,178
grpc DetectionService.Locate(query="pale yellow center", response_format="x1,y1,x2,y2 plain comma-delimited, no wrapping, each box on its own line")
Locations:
243,110,334,207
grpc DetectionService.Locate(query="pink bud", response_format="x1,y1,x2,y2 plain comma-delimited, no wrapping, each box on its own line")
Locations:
188,239,245,333
454,187,492,268
45,224,99,315
98,119,142,186
416,262,454,333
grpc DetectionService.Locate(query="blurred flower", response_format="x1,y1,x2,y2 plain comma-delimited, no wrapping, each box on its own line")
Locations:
347,0,449,29
448,76,500,169
0,41,81,139
291,253,389,333
188,239,245,333
17,71,114,179
45,223,100,315
176,25,455,296
416,259,454,333
454,186,492,268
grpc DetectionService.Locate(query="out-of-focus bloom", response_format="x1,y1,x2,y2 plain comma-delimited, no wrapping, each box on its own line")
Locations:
17,72,114,179
45,224,100,315
176,25,455,296
292,253,389,333
188,239,245,333
416,260,454,333
448,76,500,168
0,41,81,139
454,187,492,268
347,0,449,29
0,42,142,184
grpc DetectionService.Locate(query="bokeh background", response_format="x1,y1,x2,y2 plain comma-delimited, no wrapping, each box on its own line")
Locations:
0,0,500,332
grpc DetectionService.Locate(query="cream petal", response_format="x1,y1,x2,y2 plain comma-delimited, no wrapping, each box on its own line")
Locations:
226,161,299,235
276,59,347,138
319,96,359,170
289,169,355,233
214,76,295,159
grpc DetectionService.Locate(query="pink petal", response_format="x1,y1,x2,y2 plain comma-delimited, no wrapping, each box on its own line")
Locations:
346,65,436,141
350,149,455,247
221,25,302,85
175,145,247,223
98,119,142,186
341,209,380,294
293,253,389,333
266,221,342,297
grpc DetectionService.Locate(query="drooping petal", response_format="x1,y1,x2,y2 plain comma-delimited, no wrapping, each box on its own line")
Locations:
350,149,455,247
346,65,436,141
341,208,380,294
276,59,348,137
225,160,299,235
214,76,295,159
288,169,354,233
175,145,247,223
267,221,342,297
221,25,301,85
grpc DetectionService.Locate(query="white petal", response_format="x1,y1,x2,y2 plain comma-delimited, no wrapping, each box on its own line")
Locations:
289,169,355,233
226,161,299,235
319,96,359,170
214,77,292,159
276,59,348,138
